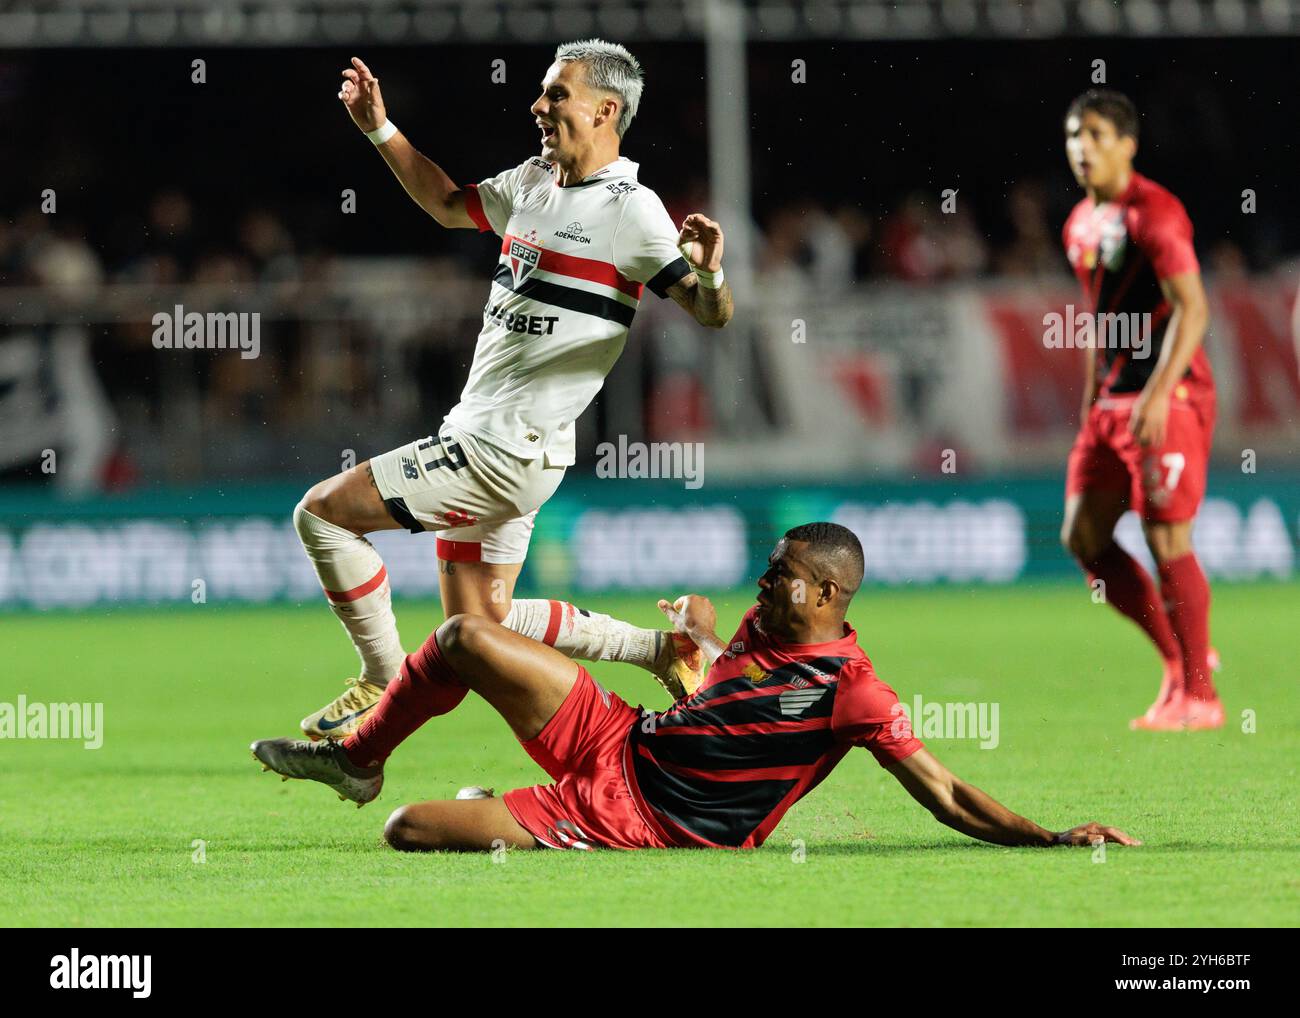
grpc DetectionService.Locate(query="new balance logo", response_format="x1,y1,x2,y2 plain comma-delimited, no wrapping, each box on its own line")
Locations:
778,687,828,716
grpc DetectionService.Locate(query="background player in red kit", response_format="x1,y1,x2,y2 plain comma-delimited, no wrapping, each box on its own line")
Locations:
252,523,1138,853
1059,90,1222,731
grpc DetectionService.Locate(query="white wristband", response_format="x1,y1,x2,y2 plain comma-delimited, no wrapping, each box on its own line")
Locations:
693,264,724,289
679,242,723,289
366,119,398,145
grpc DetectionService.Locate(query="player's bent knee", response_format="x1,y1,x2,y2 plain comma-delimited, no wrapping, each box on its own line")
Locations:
294,490,332,532
297,468,382,535
383,805,432,852
436,613,494,664
300,475,349,526
1061,516,1106,564
1060,520,1089,561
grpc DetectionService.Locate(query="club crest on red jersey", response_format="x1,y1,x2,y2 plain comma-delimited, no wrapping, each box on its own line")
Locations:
508,231,542,286
1096,209,1128,269
742,663,772,685
1068,204,1128,271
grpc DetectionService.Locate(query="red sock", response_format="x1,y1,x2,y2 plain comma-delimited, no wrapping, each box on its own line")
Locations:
342,631,468,768
1084,543,1181,664
1158,553,1215,701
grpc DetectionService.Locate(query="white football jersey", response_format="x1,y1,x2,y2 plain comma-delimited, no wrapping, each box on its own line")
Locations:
449,155,690,465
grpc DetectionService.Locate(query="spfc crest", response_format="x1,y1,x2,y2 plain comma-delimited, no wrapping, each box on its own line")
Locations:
508,234,542,285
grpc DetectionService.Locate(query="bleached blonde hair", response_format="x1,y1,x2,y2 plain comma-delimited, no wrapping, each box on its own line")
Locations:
554,38,644,137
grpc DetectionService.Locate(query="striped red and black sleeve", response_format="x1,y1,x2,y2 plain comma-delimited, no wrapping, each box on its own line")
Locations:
830,661,923,766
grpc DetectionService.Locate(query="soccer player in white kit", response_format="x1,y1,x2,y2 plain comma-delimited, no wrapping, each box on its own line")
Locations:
293,41,734,740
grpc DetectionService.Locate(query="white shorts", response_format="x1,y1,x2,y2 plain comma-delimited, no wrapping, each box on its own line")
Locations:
369,424,566,564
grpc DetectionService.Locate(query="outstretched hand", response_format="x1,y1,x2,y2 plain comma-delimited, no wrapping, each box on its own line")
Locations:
338,56,388,133
1055,822,1142,846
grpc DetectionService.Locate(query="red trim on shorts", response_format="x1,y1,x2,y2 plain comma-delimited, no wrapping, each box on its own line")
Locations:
436,537,482,562
322,566,388,604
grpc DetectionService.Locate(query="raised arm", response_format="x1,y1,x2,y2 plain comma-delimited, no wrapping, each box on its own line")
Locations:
665,214,734,329
886,746,1140,848
338,56,475,230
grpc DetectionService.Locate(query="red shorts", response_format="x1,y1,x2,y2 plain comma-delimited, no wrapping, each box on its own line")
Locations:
1066,383,1215,523
502,668,670,851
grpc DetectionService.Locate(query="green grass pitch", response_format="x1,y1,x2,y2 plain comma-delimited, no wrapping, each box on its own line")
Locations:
2,581,1297,927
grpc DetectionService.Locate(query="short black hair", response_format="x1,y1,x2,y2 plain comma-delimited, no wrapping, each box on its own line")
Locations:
1066,89,1140,141
783,521,865,600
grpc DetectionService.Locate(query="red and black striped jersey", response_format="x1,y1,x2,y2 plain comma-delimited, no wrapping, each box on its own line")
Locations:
624,607,923,849
1062,171,1213,397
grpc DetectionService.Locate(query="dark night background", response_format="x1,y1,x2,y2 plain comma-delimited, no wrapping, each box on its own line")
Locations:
3,37,1295,271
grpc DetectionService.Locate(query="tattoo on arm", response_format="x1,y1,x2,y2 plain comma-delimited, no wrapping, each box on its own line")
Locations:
668,273,734,328
365,463,379,490
695,278,734,327
667,278,695,316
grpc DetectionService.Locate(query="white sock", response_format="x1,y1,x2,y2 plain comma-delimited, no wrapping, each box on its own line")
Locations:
502,599,661,671
293,500,405,686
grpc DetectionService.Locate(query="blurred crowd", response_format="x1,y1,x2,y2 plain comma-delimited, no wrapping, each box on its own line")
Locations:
0,178,1272,488
4,177,1263,294
0,192,371,488
2,178,1074,291
750,180,1258,290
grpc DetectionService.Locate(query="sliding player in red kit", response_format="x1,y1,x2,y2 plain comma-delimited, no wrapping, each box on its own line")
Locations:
252,523,1137,853
1059,90,1222,730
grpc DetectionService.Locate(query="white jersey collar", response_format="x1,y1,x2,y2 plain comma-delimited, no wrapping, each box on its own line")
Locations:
555,156,639,188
